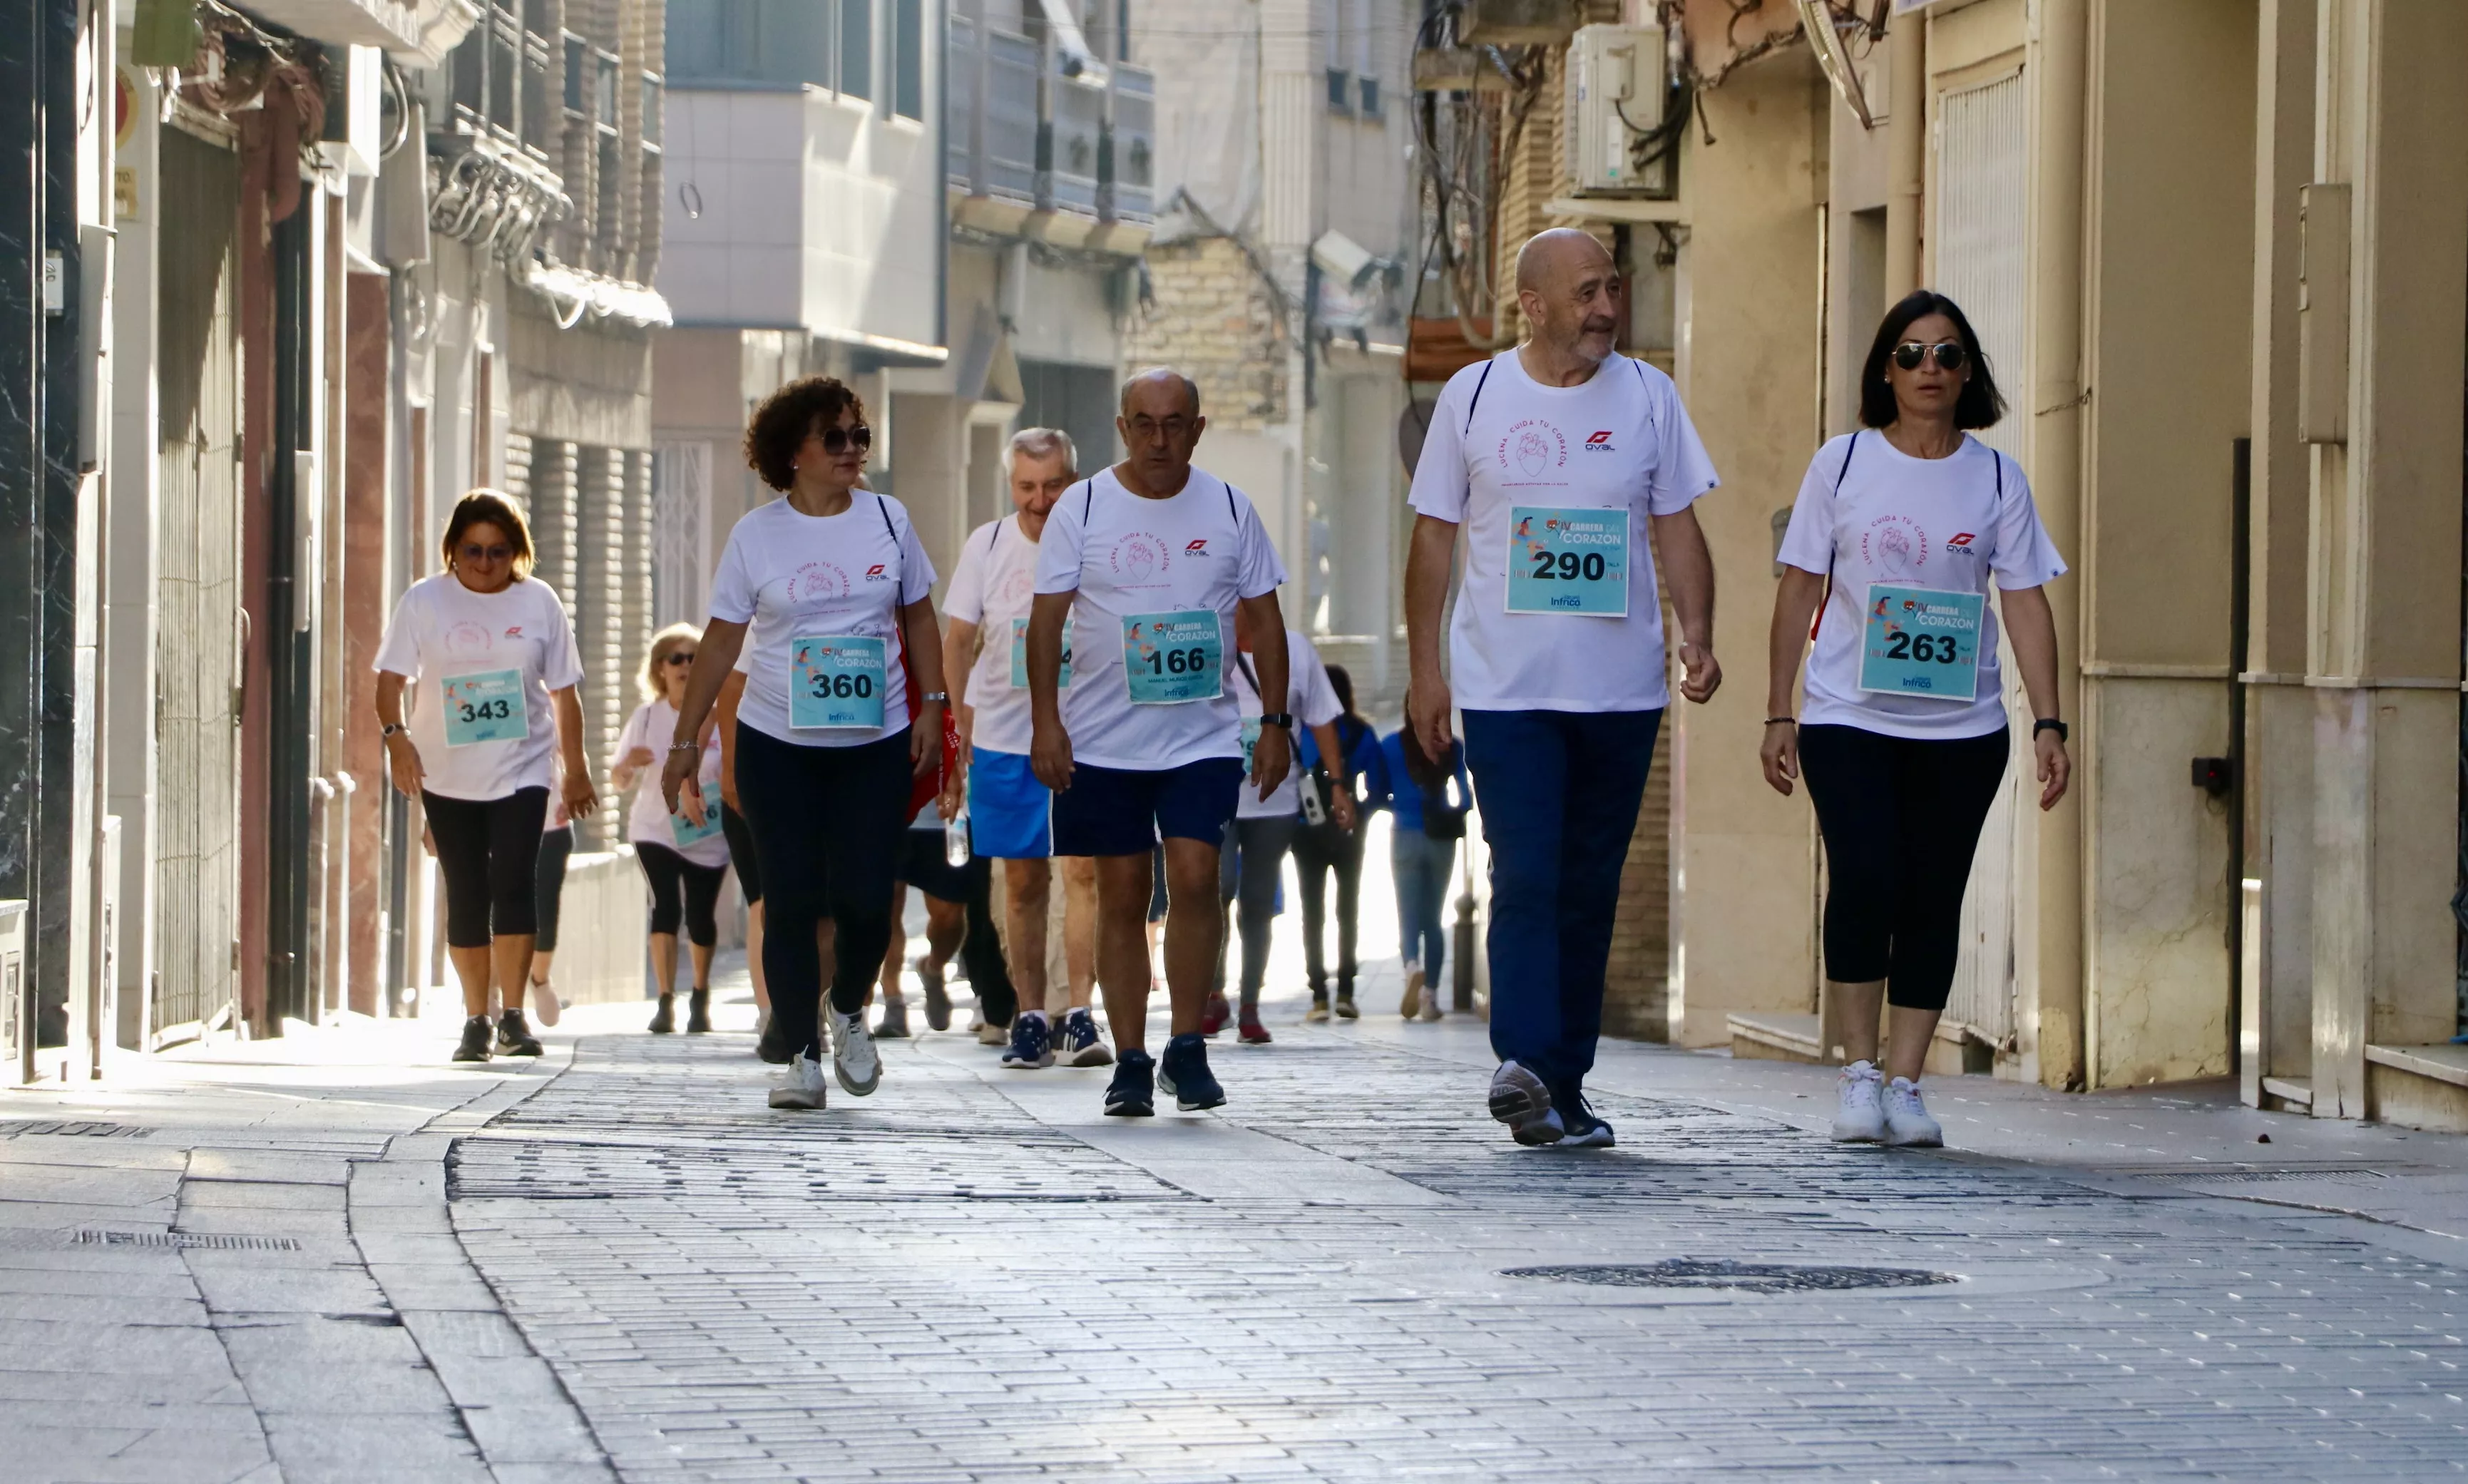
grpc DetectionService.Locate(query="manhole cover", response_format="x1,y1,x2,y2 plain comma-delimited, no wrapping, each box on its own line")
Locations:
1502,1259,1957,1294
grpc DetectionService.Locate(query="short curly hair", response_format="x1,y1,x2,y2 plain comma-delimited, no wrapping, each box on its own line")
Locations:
743,375,865,491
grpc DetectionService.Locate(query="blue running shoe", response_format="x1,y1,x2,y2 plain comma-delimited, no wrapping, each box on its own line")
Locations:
1105,1050,1155,1116
1058,1007,1113,1067
1157,1032,1226,1112
1002,1010,1055,1069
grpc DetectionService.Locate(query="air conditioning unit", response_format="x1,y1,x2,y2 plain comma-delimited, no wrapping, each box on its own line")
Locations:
1566,24,1671,198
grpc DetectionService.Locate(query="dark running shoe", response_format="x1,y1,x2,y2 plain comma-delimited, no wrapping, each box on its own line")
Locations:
647,993,676,1034
686,989,712,1034
1490,1059,1565,1146
755,1012,794,1065
1105,1050,1156,1117
1058,1007,1112,1067
1157,1033,1226,1112
920,958,952,1031
1555,1087,1614,1149
453,1015,493,1063
1001,1011,1054,1069
495,1010,543,1058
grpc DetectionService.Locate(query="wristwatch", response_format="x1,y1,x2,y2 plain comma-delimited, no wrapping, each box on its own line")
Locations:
1259,712,1294,730
381,723,405,739
2032,717,2069,742
921,691,950,704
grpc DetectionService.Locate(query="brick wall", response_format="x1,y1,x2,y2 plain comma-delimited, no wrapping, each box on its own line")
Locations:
1122,237,1287,432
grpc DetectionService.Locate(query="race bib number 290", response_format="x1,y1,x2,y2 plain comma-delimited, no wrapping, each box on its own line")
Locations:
1505,506,1629,615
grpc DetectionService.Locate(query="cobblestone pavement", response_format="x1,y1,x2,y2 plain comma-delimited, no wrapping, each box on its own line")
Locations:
445,1003,2468,1483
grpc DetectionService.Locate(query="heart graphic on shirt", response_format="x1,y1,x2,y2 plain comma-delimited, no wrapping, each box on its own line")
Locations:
1515,429,1551,478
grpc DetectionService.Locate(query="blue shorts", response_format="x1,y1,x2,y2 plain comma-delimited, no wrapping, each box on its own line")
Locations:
1051,757,1244,859
967,747,1053,859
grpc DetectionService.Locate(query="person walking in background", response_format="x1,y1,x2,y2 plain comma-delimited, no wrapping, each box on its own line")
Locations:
941,427,1110,1071
375,490,598,1063
1404,229,1722,1149
662,375,950,1112
714,657,772,1046
1383,720,1468,1022
879,819,1018,1038
525,779,571,1028
1292,665,1382,1024
613,623,730,1035
1761,290,2070,1150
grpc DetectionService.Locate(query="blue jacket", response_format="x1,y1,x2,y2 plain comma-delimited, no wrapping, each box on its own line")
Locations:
1378,729,1469,834
1298,715,1387,816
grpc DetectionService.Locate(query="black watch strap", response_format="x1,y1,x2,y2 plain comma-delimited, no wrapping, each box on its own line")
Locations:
2032,718,2069,742
1260,712,1294,730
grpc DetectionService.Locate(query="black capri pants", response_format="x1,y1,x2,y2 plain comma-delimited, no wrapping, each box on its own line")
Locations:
424,787,551,948
535,825,573,951
720,803,762,904
1798,724,2009,1013
637,841,727,947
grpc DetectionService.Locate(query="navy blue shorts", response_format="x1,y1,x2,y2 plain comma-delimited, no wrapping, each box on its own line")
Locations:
1051,757,1244,859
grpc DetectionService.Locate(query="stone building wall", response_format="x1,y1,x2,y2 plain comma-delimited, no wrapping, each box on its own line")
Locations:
1122,236,1287,432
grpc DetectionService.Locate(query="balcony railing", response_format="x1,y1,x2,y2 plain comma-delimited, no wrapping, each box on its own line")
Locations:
947,16,1152,225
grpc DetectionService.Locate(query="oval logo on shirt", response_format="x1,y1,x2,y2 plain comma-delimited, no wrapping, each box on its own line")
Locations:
444,620,493,657
1108,533,1170,588
791,561,853,602
1497,419,1567,481
1860,515,1930,577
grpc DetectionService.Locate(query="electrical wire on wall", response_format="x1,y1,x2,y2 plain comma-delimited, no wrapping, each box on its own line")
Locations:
1408,3,1544,353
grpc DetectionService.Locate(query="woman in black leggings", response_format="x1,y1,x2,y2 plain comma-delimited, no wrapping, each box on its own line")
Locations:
1761,290,2072,1149
613,624,732,1034
376,491,598,1063
1291,665,1381,1020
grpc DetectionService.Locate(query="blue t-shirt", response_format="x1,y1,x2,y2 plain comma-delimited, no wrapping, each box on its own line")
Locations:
1378,729,1469,834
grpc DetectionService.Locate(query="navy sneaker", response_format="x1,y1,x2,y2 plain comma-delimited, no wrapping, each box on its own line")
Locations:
1157,1032,1226,1112
1058,1007,1113,1067
1001,1010,1055,1069
1555,1087,1614,1148
1105,1050,1156,1117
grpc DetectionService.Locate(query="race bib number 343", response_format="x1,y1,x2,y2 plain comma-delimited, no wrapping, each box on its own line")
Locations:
1858,584,1985,702
1505,506,1629,615
789,635,889,729
1122,610,1222,705
441,669,527,747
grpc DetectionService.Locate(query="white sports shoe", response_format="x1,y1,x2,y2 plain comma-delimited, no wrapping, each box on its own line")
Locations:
769,1053,827,1110
1831,1060,1885,1143
1883,1076,1943,1147
831,1008,881,1096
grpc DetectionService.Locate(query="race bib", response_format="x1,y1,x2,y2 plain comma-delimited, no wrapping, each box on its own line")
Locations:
670,801,724,849
1858,585,1985,701
789,635,889,730
441,669,527,747
1122,610,1222,705
1240,716,1262,771
1505,506,1629,616
1008,617,1072,690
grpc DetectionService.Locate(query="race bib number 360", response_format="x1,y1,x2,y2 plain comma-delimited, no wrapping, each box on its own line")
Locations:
441,669,527,747
1505,506,1629,615
789,635,888,729
1122,610,1222,705
1858,584,1985,702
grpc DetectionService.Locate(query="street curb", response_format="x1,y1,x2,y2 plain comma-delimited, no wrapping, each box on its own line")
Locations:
350,1038,622,1483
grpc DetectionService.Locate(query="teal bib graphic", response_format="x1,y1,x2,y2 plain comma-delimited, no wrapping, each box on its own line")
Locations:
789,635,889,729
1858,585,1985,701
1505,506,1629,615
670,800,724,849
441,669,527,747
1008,617,1072,690
1122,610,1222,705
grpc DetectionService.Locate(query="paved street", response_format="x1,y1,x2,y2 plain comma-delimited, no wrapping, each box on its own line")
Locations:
4,962,2465,1483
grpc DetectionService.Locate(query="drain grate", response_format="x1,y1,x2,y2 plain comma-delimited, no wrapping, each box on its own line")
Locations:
2139,1167,2390,1187
74,1229,302,1252
1503,1259,1958,1294
1,1120,150,1139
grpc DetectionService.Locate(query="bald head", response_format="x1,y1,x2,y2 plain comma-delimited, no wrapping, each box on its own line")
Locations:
1514,229,1624,375
1120,367,1202,420
1116,366,1207,497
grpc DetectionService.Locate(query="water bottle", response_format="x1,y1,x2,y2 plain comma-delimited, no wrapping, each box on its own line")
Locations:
944,803,972,867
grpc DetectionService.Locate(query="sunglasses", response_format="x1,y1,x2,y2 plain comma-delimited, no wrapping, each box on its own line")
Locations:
1891,341,1968,373
811,424,874,456
662,651,697,666
459,543,513,562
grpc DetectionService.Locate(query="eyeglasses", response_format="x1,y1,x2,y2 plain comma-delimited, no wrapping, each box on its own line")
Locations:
810,424,874,456
459,543,513,562
662,651,697,666
1891,341,1968,373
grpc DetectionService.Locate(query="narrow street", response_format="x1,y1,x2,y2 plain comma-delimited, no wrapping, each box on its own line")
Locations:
5,957,2464,1482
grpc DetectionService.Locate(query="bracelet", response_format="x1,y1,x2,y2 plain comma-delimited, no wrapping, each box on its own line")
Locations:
667,741,702,754
921,691,949,703
1763,716,1796,727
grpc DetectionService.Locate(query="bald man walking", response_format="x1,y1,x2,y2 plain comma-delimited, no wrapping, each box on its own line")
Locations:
1404,228,1723,1148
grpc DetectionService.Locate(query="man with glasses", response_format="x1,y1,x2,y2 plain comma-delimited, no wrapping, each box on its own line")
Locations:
1403,228,1723,1149
1026,369,1291,1116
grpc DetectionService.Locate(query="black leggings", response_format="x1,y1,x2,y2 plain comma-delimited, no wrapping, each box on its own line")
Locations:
733,725,913,1061
637,841,727,947
720,803,762,904
1290,824,1364,994
1798,724,2009,1012
894,831,1017,1026
1215,815,1297,1006
424,788,550,948
534,825,573,951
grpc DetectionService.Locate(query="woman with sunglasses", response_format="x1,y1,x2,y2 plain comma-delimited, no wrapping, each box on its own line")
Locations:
613,623,730,1035
661,377,948,1112
1760,290,2071,1148
375,490,598,1063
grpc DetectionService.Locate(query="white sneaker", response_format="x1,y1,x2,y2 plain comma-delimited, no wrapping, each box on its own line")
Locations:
528,980,561,1028
1488,1060,1564,1146
976,1018,1008,1046
831,1008,881,1096
1883,1076,1943,1147
1417,978,1445,1022
1831,1060,1885,1143
768,1053,827,1110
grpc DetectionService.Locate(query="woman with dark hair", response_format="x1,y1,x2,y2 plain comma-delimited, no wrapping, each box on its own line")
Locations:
662,376,950,1111
613,623,730,1035
1761,289,2071,1148
1292,663,1385,1021
375,490,598,1063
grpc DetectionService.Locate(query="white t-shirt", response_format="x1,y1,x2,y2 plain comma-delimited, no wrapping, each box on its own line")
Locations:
372,573,583,802
1407,349,1719,712
707,493,938,748
943,513,1048,757
1777,429,2068,740
1033,466,1289,771
1229,629,1342,819
613,698,727,865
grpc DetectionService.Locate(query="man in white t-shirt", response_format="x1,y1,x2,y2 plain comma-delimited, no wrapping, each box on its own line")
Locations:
1028,369,1291,1117
1404,228,1724,1150
941,427,1108,1073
